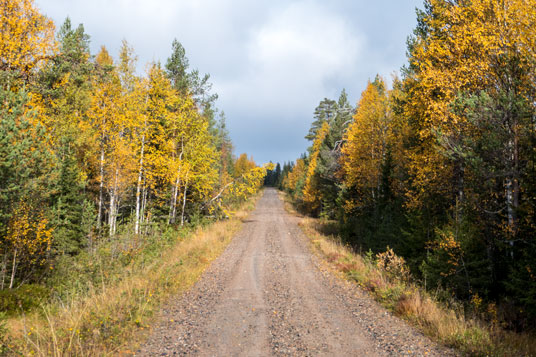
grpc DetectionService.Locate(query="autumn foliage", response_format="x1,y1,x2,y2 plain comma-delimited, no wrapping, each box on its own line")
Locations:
0,0,266,293
283,0,536,333
0,0,55,76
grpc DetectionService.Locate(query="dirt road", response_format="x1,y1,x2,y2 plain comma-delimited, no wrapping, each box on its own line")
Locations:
138,188,454,356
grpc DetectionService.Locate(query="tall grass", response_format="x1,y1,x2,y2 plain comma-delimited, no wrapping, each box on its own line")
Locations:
280,192,536,357
1,195,260,356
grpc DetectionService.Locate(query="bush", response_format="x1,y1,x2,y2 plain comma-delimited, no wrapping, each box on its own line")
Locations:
0,284,50,315
0,311,7,354
376,247,410,282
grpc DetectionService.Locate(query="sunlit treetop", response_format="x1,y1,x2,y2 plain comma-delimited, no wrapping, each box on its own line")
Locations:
0,0,56,78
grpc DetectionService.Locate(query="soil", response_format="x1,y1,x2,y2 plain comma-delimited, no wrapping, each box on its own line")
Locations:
137,188,457,356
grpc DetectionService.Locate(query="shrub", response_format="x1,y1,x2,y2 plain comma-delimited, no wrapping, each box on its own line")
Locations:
0,284,49,315
376,247,410,282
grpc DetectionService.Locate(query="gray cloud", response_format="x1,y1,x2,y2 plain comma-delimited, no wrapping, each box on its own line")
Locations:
36,0,422,164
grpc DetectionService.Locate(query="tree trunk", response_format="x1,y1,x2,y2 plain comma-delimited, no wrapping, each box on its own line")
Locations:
181,178,189,226
141,184,147,225
144,194,151,235
108,189,115,237
112,198,119,236
513,129,520,228
9,249,17,289
109,168,119,237
97,145,105,230
506,176,515,228
506,134,519,236
169,176,180,224
505,108,520,259
135,133,145,235
454,158,464,205
0,254,6,290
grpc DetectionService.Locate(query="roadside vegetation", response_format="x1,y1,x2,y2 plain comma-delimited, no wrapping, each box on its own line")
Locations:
0,0,269,354
282,192,535,356
279,0,536,355
1,194,260,355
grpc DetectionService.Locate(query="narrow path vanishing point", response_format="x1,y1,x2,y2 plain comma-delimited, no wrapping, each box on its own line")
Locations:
138,188,456,356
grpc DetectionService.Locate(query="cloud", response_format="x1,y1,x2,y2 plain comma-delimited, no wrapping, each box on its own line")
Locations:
35,0,421,164
216,1,363,119
212,1,364,163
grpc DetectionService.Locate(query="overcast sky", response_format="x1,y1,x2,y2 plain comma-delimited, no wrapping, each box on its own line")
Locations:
36,0,423,165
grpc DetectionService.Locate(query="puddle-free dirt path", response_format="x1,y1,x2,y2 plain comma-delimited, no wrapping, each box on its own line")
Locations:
138,188,454,356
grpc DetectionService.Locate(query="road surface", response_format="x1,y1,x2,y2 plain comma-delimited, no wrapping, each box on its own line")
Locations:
138,188,454,356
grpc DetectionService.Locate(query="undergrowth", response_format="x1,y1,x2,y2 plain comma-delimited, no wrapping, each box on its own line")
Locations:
1,194,261,356
281,192,536,357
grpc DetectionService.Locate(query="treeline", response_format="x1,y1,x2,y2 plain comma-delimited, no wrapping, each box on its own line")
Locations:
0,0,266,293
282,0,536,330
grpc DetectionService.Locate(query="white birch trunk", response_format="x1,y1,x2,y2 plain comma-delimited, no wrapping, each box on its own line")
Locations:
97,145,105,229
181,180,188,226
109,168,119,236
141,185,147,222
169,176,180,224
135,133,145,235
9,249,17,289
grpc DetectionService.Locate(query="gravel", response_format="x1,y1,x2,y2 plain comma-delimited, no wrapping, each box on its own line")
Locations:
137,188,458,356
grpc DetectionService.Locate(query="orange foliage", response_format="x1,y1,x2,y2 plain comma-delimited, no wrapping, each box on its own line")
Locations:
0,0,56,76
5,200,53,287
302,121,330,212
404,0,536,207
340,77,392,208
284,158,306,194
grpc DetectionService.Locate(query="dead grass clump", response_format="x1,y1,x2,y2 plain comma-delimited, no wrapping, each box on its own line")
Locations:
327,252,343,263
394,288,462,340
396,290,427,319
363,277,386,293
334,262,357,273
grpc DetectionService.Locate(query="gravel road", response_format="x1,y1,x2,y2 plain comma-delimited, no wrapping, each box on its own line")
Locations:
137,188,456,356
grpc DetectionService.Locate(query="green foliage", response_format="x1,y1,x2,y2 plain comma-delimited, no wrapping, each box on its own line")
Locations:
0,5,262,313
420,207,492,300
0,311,7,354
287,89,354,218
263,162,281,187
0,85,58,288
50,146,93,255
286,0,536,332
305,98,337,141
165,38,218,117
46,223,182,300
0,87,55,224
165,39,190,94
0,284,49,315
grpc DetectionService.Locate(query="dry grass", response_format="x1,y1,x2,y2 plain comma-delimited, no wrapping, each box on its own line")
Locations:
2,194,261,356
279,191,536,357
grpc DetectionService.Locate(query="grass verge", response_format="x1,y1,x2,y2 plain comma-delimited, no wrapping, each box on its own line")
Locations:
280,191,536,357
1,193,261,356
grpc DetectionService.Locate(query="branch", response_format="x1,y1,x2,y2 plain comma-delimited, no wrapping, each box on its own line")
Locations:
201,180,235,209
333,139,346,152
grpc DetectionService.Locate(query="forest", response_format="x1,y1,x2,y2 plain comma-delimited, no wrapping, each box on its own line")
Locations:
2,0,536,353
281,0,536,332
0,0,266,307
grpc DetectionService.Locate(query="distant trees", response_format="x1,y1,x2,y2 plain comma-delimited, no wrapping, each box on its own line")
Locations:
264,162,281,187
0,0,267,290
284,0,536,329
281,89,354,217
